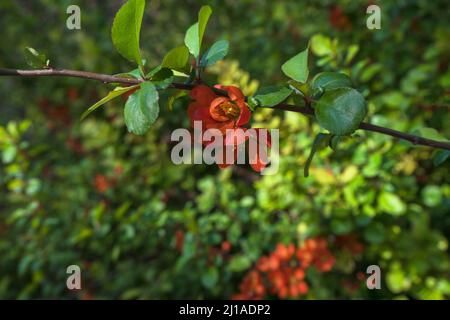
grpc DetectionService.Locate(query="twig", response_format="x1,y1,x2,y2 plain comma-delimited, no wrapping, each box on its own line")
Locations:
1,67,449,151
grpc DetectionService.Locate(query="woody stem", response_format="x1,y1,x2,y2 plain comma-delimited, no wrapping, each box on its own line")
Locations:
0,67,449,151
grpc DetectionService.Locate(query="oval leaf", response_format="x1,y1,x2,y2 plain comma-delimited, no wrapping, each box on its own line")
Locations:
315,87,367,135
111,0,145,66
124,82,159,135
200,40,229,67
311,72,352,92
184,23,199,58
281,47,309,83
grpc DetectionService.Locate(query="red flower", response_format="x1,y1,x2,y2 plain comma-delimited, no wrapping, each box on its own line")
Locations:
188,85,251,134
188,85,273,173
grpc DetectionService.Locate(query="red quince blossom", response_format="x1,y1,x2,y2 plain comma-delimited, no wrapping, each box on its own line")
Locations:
188,84,251,134
187,84,272,172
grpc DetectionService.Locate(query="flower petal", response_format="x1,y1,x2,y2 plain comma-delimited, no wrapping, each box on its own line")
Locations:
187,102,210,123
223,85,245,101
210,97,228,109
236,100,251,126
190,85,216,106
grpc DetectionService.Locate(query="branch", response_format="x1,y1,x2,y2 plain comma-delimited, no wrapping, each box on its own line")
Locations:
1,68,449,151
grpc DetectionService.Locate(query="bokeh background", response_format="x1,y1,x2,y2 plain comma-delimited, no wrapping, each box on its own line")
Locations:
0,0,449,299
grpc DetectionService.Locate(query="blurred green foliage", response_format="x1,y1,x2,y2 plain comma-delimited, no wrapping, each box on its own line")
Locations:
0,0,449,299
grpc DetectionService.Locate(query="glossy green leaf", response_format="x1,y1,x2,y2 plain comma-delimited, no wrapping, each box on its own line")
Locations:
198,5,212,53
111,0,145,66
281,47,309,83
124,82,159,135
161,45,190,72
253,85,293,107
184,5,212,58
184,23,199,58
24,47,49,69
81,85,139,120
200,40,229,67
311,72,352,92
315,87,367,135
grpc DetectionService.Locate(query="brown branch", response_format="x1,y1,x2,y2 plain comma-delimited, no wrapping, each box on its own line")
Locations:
1,67,449,151
275,103,450,150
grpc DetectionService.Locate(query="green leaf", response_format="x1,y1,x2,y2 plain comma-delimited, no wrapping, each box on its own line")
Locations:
124,82,159,135
161,45,190,73
433,150,450,167
115,68,142,79
184,5,212,58
24,47,49,69
184,23,199,58
199,40,229,67
150,67,174,89
304,133,330,177
146,65,162,78
311,72,352,93
111,0,145,66
198,5,212,54
81,85,139,120
281,47,309,83
253,85,293,107
315,87,367,135
288,80,309,97
138,82,159,121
